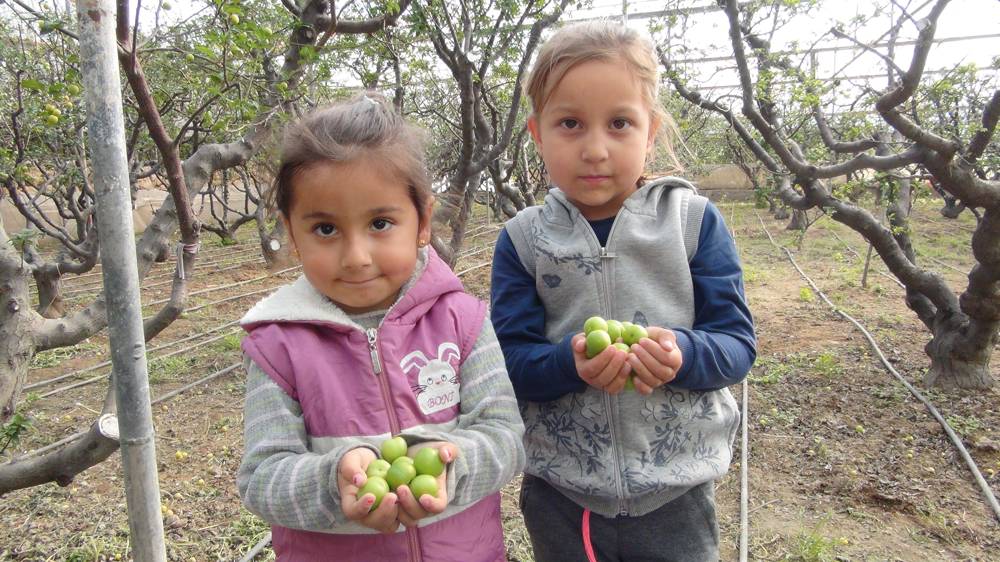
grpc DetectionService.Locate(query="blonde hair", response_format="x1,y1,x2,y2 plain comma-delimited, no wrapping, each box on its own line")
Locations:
269,92,432,220
525,21,682,174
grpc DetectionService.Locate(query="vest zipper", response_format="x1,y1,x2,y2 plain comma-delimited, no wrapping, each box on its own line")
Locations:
366,327,423,562
583,213,629,517
598,245,628,517
366,327,400,432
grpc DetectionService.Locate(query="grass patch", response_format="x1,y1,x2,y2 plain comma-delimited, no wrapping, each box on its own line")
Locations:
148,355,190,384
222,509,274,561
812,352,842,378
784,530,847,561
30,341,103,368
213,332,243,353
945,414,982,438
749,356,796,385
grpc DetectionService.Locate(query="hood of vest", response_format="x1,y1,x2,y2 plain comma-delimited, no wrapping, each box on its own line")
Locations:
541,175,698,225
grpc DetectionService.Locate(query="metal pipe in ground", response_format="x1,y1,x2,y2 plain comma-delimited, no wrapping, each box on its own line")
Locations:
77,1,166,560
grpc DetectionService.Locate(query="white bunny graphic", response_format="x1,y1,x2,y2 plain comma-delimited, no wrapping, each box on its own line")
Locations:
401,342,461,415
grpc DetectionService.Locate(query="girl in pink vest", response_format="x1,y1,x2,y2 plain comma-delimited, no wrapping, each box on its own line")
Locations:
237,93,525,562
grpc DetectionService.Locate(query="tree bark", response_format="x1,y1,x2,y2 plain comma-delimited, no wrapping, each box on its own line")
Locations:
924,317,995,389
32,270,65,319
786,209,808,231
0,259,37,420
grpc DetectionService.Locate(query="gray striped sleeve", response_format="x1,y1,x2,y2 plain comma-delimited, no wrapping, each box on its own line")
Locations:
400,318,526,506
237,354,373,531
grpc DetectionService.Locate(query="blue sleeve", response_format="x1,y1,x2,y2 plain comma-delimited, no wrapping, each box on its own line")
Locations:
490,228,585,401
670,203,757,390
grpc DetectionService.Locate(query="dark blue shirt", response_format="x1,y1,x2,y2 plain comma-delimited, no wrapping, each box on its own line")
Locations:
490,202,756,401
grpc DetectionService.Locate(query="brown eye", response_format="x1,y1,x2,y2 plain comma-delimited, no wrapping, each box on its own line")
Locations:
314,223,337,237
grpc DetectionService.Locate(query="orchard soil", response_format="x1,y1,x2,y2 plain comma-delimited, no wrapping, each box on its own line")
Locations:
1,199,998,561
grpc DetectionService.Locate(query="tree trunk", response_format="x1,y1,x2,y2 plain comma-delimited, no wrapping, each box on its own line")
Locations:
258,212,294,270
445,174,479,267
0,263,38,420
924,328,995,389
786,209,808,230
33,270,65,319
939,197,966,219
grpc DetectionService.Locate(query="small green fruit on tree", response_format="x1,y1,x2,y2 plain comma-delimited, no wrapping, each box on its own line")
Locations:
229,13,240,25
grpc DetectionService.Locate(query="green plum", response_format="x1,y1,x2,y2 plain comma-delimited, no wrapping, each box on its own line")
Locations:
409,474,439,500
366,458,391,479
583,316,608,335
613,342,630,353
606,320,624,342
380,436,407,463
385,459,417,490
358,475,389,510
413,447,445,477
585,330,612,359
622,324,648,346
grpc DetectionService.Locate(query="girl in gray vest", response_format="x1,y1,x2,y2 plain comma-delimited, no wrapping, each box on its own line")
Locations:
490,22,756,562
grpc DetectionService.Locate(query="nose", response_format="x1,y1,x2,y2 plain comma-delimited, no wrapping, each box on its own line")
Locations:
341,234,373,269
581,130,609,163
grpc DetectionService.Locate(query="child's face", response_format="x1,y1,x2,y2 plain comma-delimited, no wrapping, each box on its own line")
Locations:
528,58,658,220
283,158,431,314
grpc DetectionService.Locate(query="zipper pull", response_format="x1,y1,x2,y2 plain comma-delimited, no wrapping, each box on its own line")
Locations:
366,328,383,375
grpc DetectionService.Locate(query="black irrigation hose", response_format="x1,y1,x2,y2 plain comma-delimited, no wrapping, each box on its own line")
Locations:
239,532,273,562
36,329,242,399
27,270,298,394
26,319,242,391
144,266,301,307
13,363,242,461
754,210,1000,523
60,239,263,282
61,248,264,296
139,258,266,292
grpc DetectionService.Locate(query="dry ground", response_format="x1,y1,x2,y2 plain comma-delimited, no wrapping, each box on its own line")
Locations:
1,199,998,561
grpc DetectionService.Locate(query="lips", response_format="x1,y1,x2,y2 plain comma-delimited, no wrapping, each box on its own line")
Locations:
340,277,378,286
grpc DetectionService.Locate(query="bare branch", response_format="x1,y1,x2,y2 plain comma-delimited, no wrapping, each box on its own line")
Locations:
966,90,1000,163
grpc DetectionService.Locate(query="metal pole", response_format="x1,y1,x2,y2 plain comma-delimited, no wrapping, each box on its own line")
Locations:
76,1,167,560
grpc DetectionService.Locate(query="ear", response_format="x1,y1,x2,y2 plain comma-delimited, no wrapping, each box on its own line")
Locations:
417,196,435,247
527,114,543,149
280,212,298,253
646,115,661,154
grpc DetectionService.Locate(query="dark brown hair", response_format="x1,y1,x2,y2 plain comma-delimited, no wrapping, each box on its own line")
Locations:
268,92,432,221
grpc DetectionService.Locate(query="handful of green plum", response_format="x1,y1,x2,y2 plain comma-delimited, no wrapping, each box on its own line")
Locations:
358,436,445,511
582,316,648,391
